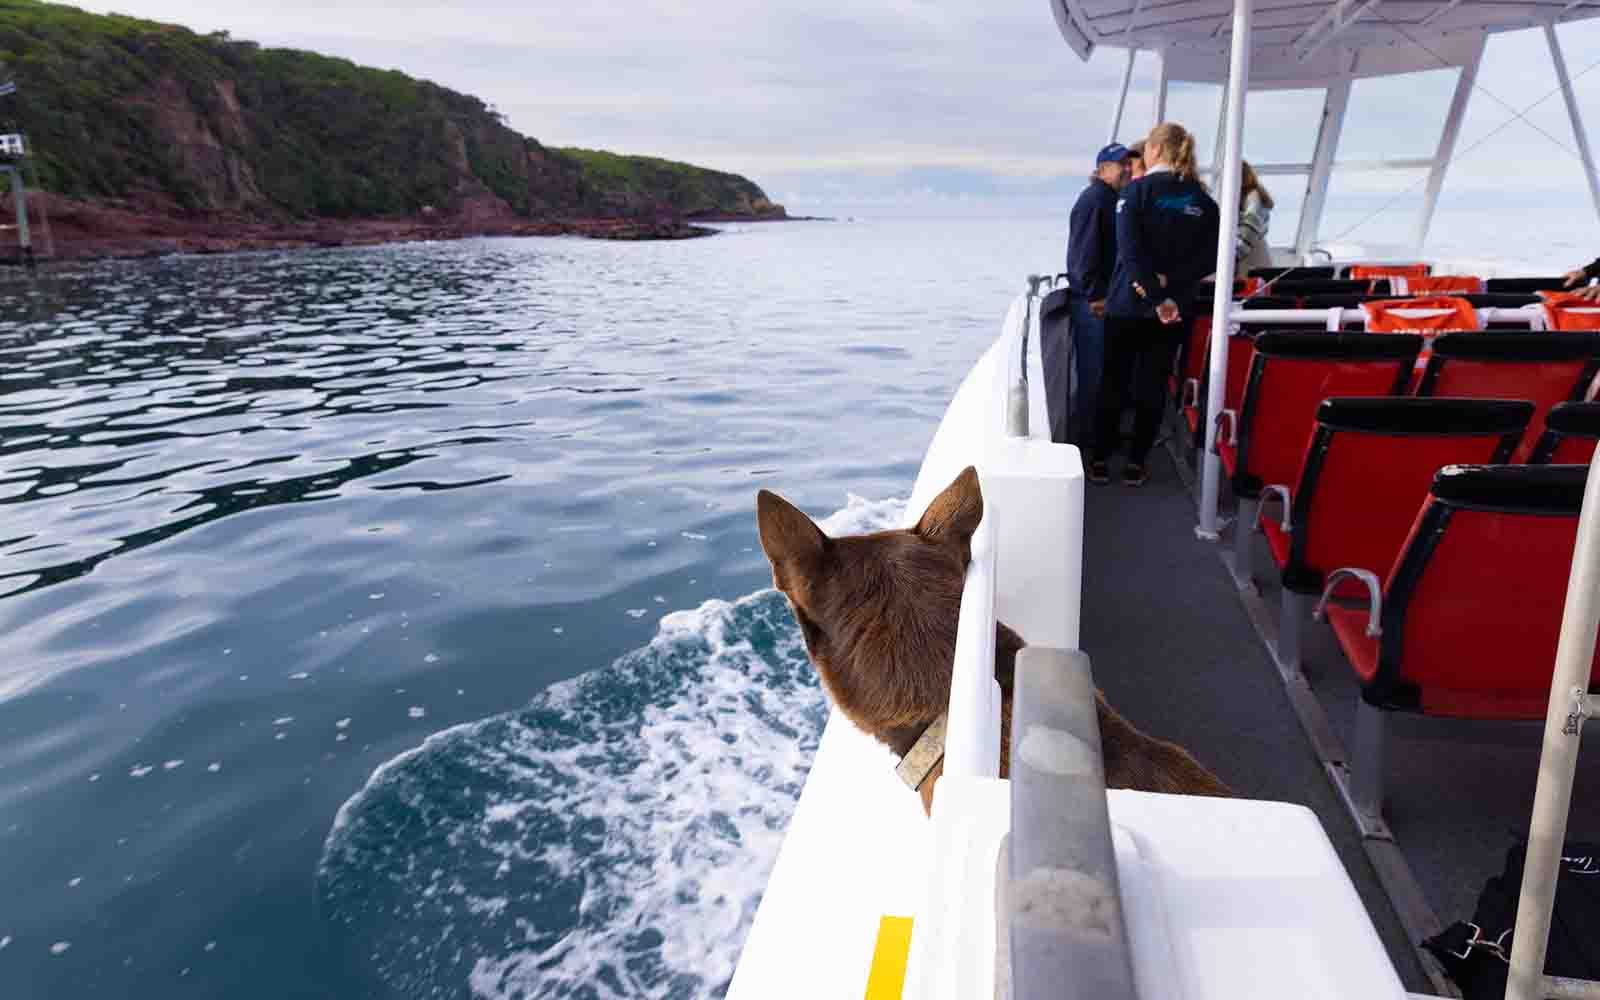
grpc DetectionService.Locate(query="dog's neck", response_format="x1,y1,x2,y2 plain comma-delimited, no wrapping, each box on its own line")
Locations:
882,622,1024,760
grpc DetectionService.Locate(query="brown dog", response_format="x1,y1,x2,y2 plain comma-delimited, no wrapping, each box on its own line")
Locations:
756,465,1230,814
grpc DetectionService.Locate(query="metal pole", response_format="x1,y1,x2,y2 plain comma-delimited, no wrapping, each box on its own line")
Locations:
1154,47,1170,125
3,164,28,255
1296,72,1352,257
1504,453,1600,1000
1198,0,1253,541
1208,86,1231,187
1412,35,1484,255
1546,22,1600,226
1109,47,1137,143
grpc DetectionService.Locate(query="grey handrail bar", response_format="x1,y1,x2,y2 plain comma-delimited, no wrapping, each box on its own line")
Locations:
1006,647,1139,1000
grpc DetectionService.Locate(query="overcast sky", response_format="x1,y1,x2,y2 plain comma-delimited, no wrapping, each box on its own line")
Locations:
65,0,1600,225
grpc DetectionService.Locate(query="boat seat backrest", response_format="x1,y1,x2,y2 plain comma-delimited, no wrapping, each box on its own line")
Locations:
1402,276,1484,296
1464,293,1540,309
1530,401,1600,464
1232,333,1422,497
1180,316,1211,390
1282,398,1532,595
1486,276,1573,294
1348,263,1430,280
1372,464,1599,718
1274,279,1390,299
1417,333,1600,461
1255,266,1335,281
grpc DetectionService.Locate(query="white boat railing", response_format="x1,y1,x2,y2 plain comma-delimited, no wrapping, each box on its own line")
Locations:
1225,305,1548,331
942,507,1003,780
1505,451,1600,1000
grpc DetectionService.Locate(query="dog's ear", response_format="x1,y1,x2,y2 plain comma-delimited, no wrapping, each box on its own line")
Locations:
915,466,984,547
757,490,828,591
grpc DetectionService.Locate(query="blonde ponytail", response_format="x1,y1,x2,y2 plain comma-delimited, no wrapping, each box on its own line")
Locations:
1147,122,1200,184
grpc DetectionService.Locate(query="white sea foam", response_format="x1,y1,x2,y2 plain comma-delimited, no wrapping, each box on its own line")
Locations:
320,494,908,1000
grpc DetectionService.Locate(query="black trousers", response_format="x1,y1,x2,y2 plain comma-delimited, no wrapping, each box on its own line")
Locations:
1092,315,1184,465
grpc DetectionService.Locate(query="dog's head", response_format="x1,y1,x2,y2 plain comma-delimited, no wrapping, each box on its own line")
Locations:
755,467,983,731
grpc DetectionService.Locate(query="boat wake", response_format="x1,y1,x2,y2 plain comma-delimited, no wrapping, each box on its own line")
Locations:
316,494,906,1000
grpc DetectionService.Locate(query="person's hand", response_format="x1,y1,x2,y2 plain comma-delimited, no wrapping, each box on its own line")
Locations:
1156,299,1181,325
1132,281,1148,299
1577,284,1600,302
1089,299,1106,318
1564,268,1589,288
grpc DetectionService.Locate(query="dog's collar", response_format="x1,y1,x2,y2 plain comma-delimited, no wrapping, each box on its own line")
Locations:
894,713,947,791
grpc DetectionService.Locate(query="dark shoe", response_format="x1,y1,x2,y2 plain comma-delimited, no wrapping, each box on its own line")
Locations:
1087,460,1110,485
1122,463,1150,487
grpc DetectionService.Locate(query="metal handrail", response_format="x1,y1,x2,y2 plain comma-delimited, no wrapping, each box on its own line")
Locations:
1227,305,1543,328
1008,647,1138,1000
1505,452,1600,1000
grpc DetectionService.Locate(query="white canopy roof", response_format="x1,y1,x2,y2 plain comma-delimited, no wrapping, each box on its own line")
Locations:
1049,0,1600,83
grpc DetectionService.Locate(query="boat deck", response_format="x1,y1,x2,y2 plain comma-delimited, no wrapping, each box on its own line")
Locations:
1077,446,1600,994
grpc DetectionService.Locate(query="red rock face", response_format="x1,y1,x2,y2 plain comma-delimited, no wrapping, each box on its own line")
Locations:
2,189,725,263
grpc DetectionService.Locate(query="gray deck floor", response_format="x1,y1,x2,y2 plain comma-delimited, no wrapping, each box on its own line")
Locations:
1078,450,1435,992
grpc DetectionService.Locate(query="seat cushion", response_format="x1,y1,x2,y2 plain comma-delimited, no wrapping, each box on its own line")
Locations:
1260,514,1291,572
1218,439,1238,478
1324,604,1380,686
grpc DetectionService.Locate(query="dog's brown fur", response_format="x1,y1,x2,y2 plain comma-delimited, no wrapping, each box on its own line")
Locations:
757,466,1230,814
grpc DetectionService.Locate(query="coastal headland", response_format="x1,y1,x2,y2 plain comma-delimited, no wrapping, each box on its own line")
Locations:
0,0,791,261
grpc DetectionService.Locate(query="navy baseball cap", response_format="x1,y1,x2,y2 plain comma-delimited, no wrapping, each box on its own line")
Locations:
1096,143,1133,165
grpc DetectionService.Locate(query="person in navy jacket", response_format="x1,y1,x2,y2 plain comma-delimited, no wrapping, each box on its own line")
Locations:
1090,121,1221,486
1064,142,1133,445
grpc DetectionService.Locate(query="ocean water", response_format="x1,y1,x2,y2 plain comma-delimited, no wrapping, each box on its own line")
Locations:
0,205,1584,999
0,218,1064,999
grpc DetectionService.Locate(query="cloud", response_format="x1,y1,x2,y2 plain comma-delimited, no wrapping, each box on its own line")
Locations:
62,0,1600,220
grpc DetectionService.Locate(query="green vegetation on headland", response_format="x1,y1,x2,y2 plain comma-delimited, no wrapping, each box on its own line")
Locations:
0,0,785,257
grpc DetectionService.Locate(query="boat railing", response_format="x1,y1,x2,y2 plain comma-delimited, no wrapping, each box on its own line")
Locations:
1007,646,1139,1000
1226,304,1547,331
1005,274,1064,440
943,504,1003,780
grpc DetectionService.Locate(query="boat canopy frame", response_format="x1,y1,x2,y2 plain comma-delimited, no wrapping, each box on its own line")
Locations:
1062,0,1600,536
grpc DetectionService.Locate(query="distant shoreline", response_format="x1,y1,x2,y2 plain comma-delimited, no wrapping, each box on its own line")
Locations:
0,197,825,265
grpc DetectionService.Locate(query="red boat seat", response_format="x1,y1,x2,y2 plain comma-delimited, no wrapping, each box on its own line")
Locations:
1415,332,1600,462
1530,401,1600,465
1262,398,1531,598
1179,297,1305,435
1225,333,1422,499
1324,464,1600,719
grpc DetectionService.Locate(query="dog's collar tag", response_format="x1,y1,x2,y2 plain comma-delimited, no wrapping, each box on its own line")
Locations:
894,713,947,791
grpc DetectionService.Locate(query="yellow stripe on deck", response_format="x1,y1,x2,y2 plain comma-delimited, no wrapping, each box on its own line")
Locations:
863,915,914,1000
